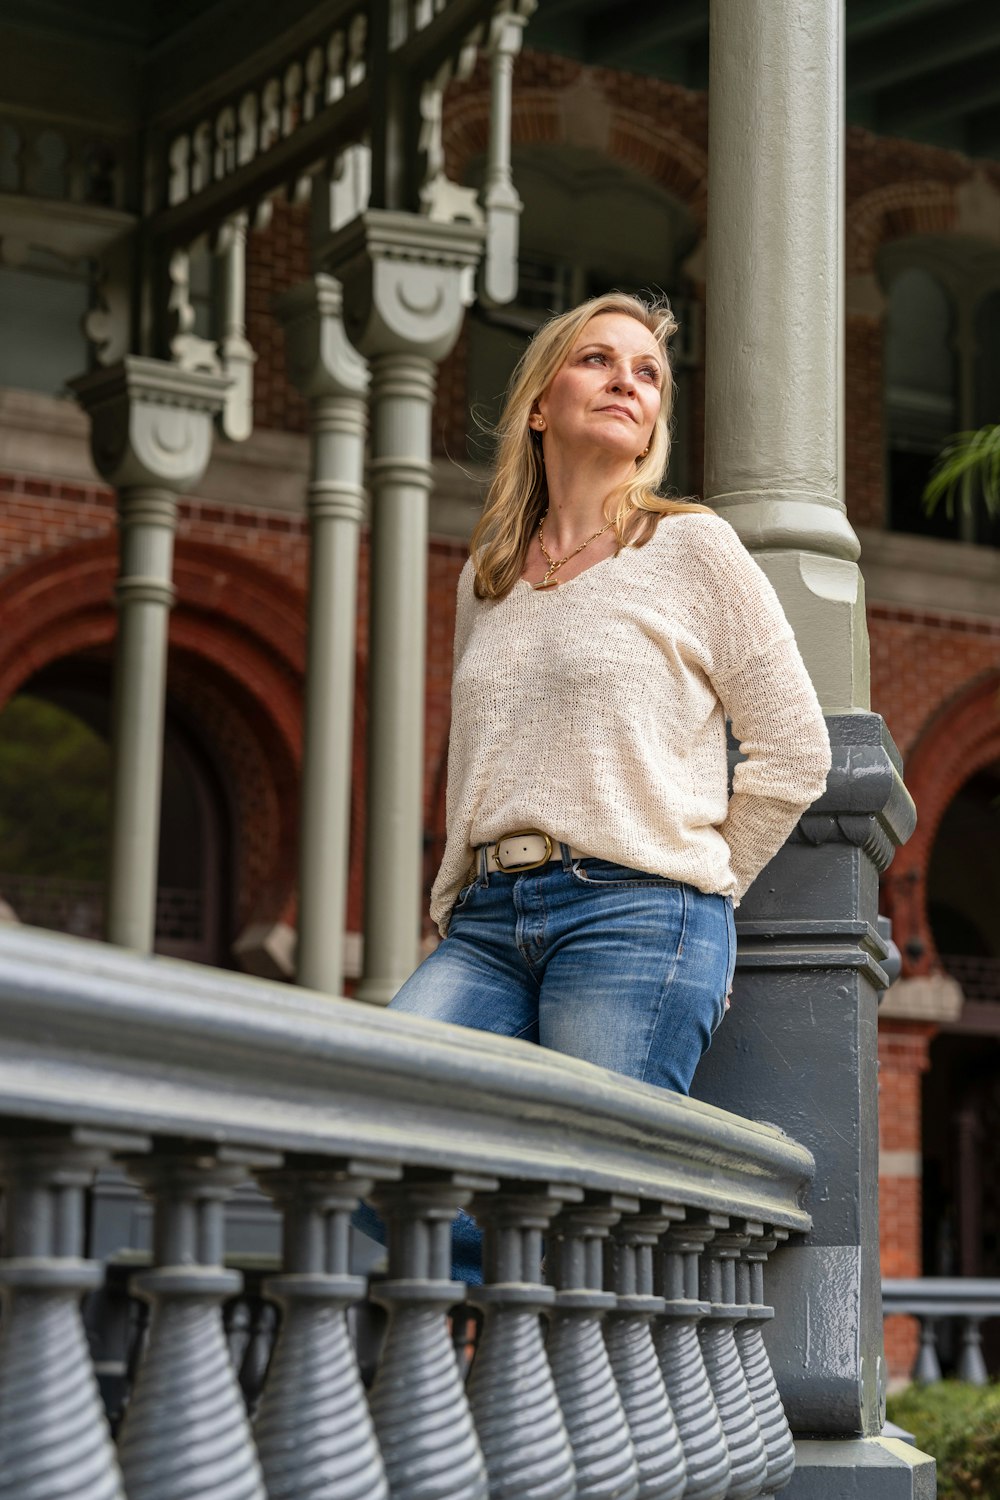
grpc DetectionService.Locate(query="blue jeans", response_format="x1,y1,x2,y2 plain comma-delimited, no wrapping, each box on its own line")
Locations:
354,848,735,1281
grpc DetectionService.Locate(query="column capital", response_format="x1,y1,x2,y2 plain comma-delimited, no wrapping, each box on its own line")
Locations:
70,356,229,494
276,274,370,403
321,208,484,362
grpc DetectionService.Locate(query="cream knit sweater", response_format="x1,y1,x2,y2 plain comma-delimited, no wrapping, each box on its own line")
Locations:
430,512,831,934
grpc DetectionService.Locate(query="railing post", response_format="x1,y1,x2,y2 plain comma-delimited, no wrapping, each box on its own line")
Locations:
466,1181,577,1500
0,1130,135,1500
277,275,370,996
253,1159,395,1500
322,209,484,1005
116,1147,269,1500
546,1193,641,1500
70,360,228,953
604,1203,687,1500
653,1217,730,1500
367,1169,497,1500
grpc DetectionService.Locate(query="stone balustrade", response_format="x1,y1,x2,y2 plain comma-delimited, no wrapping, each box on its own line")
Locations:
0,922,813,1500
883,1277,1000,1386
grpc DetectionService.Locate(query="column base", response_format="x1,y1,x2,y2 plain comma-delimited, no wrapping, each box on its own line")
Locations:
786,1438,936,1498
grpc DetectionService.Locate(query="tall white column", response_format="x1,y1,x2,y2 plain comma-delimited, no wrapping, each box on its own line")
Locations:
697,5,929,1495
278,275,369,995
71,359,227,952
324,209,483,1006
703,0,867,715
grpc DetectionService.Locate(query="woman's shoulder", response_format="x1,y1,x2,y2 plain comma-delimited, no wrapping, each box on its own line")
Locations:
642,508,745,567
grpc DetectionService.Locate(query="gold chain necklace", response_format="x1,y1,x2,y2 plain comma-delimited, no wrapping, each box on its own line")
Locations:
535,511,614,590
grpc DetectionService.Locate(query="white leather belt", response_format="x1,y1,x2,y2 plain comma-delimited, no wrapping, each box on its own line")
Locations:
482,830,585,873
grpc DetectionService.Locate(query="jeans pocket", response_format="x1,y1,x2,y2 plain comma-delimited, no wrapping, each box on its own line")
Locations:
452,879,478,914
715,896,737,1028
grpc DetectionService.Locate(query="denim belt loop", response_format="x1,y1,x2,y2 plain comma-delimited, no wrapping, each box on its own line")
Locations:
559,841,574,871
477,844,490,884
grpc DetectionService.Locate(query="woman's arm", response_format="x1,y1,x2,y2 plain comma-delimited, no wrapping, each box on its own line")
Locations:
697,520,832,898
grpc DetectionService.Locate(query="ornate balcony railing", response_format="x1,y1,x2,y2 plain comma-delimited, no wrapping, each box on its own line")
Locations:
0,921,813,1500
883,1278,1000,1386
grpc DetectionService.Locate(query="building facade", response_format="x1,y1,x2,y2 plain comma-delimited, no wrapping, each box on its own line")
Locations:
1,0,998,1407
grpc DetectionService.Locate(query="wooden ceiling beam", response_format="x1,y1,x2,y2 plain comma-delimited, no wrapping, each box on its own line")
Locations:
582,0,706,67
848,0,1000,94
876,46,1000,133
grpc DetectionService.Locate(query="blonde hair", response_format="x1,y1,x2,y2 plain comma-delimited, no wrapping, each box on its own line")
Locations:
470,291,711,600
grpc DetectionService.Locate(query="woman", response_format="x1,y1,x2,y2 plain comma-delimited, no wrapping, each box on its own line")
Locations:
387,290,831,1096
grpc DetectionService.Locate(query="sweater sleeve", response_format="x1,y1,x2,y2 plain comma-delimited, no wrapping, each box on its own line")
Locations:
696,521,832,898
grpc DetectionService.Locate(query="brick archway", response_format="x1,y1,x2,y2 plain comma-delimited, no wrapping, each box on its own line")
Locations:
847,180,960,278
444,78,709,229
884,671,1000,975
0,536,306,934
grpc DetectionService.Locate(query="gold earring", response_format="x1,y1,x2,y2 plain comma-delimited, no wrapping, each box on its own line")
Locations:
640,445,649,458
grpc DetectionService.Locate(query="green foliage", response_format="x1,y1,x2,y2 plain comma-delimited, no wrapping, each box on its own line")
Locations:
887,1381,1000,1498
0,695,110,880
923,425,1000,520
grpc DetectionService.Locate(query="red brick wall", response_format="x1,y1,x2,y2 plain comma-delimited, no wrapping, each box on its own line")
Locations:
879,1022,935,1381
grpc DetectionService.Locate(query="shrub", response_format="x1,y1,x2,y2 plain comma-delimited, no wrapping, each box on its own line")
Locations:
887,1381,1000,1499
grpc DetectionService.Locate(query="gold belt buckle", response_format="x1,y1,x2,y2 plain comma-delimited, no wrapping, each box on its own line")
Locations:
493,830,553,872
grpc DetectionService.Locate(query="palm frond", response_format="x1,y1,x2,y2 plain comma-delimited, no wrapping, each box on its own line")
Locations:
922,425,1000,519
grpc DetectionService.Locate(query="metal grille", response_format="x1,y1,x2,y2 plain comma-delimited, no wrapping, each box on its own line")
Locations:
940,954,1000,1004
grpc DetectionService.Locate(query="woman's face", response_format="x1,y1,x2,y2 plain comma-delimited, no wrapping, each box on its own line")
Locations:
534,312,664,462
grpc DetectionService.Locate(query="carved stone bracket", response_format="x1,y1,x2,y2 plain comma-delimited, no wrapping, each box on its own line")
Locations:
322,208,484,360
70,355,229,495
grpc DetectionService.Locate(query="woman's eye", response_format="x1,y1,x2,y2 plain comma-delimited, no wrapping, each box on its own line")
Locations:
584,352,606,364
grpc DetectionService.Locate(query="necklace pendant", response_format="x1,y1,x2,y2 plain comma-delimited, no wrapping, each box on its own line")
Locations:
534,576,559,590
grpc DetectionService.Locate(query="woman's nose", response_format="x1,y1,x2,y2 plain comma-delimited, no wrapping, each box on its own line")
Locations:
609,363,636,393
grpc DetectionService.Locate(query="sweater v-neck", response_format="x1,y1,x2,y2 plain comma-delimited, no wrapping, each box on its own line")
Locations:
516,543,629,594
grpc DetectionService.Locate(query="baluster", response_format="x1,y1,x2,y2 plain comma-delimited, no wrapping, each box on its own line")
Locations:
547,1193,640,1500
347,12,367,86
653,1217,730,1500
237,94,258,166
168,135,190,206
327,31,346,102
253,1159,392,1500
260,79,282,150
116,1148,268,1500
605,1204,687,1500
191,120,212,192
912,1317,942,1385
304,46,325,120
225,1295,253,1371
238,1296,278,1413
368,1170,496,1500
957,1316,989,1386
733,1230,793,1496
282,62,303,136
0,1130,131,1500
467,1181,577,1500
698,1224,766,1500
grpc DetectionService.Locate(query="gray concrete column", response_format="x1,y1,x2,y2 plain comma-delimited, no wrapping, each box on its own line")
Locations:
323,209,483,1006
703,0,866,716
277,274,370,996
71,359,228,952
698,4,931,1495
